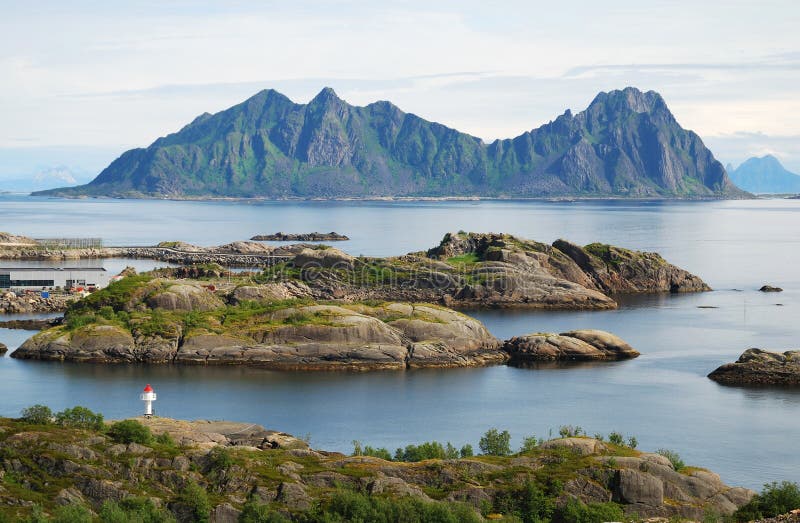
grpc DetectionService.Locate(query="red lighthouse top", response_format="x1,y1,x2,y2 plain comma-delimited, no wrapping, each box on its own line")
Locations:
143,384,154,392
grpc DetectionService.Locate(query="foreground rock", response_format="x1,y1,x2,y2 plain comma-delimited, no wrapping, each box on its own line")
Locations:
0,418,754,522
504,329,640,363
136,418,309,450
251,232,349,241
708,349,800,385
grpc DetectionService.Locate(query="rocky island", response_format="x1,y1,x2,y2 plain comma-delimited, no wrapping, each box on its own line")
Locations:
0,412,756,522
504,330,640,363
708,349,800,386
251,232,349,241
11,270,644,370
0,231,710,311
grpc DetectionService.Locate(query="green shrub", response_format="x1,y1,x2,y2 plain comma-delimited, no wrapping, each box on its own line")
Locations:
362,445,392,461
559,425,585,438
239,499,291,522
519,436,541,453
479,428,511,456
627,436,638,449
208,446,235,472
176,482,211,523
460,444,474,458
394,441,459,462
21,506,49,523
492,479,554,523
607,432,624,446
305,490,481,523
100,496,176,522
734,481,800,522
20,404,53,425
52,503,93,523
108,420,153,444
99,305,116,320
65,313,96,331
557,498,625,523
55,406,104,430
656,449,685,471
154,432,176,447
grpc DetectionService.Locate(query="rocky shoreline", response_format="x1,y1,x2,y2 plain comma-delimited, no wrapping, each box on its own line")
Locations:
0,291,75,314
708,349,800,386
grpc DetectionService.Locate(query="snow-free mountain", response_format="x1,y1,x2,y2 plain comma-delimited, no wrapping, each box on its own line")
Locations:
727,155,800,194
35,87,745,199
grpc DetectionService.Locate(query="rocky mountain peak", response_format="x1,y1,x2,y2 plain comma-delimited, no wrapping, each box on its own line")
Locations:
34,86,747,199
588,86,667,115
309,86,342,105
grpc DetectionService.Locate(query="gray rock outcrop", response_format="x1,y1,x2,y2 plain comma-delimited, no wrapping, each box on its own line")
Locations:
708,348,800,385
503,329,640,363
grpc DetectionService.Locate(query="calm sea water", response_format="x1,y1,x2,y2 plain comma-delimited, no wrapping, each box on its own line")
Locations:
1,195,799,489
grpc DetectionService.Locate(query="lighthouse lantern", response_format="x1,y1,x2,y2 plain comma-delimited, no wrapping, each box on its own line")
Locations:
140,384,157,417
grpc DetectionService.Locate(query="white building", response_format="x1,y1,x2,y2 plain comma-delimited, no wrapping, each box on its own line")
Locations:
0,267,111,291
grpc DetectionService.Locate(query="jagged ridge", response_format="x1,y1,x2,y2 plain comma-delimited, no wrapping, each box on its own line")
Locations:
36,87,745,198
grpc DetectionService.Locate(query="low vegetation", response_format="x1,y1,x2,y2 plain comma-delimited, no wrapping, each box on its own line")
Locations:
733,481,800,522
0,404,781,523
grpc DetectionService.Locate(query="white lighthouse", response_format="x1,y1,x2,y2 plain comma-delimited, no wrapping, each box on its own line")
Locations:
140,384,157,417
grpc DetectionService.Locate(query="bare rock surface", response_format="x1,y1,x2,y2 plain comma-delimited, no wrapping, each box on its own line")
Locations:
708,348,800,385
504,329,640,363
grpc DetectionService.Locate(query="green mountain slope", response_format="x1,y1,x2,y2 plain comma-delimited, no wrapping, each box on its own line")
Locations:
35,87,746,199
728,155,800,194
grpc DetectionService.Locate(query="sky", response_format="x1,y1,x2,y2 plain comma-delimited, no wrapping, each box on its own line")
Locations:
1,0,799,184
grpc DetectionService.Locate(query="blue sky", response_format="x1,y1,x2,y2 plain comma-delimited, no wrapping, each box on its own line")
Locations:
1,0,799,182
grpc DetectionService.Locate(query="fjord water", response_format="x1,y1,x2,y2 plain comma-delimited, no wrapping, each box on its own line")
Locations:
1,195,800,489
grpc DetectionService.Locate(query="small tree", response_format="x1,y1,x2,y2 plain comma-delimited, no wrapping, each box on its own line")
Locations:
608,432,624,446
656,448,685,471
52,503,93,523
55,406,104,430
177,482,211,523
519,436,540,453
479,428,511,456
20,405,53,425
460,444,474,458
108,420,153,444
734,481,800,522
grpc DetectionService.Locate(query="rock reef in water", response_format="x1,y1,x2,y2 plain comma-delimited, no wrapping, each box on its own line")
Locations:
708,348,800,386
251,232,349,241
503,329,640,363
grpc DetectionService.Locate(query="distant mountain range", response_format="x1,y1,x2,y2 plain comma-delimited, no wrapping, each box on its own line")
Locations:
34,87,746,199
727,155,800,194
0,166,93,193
